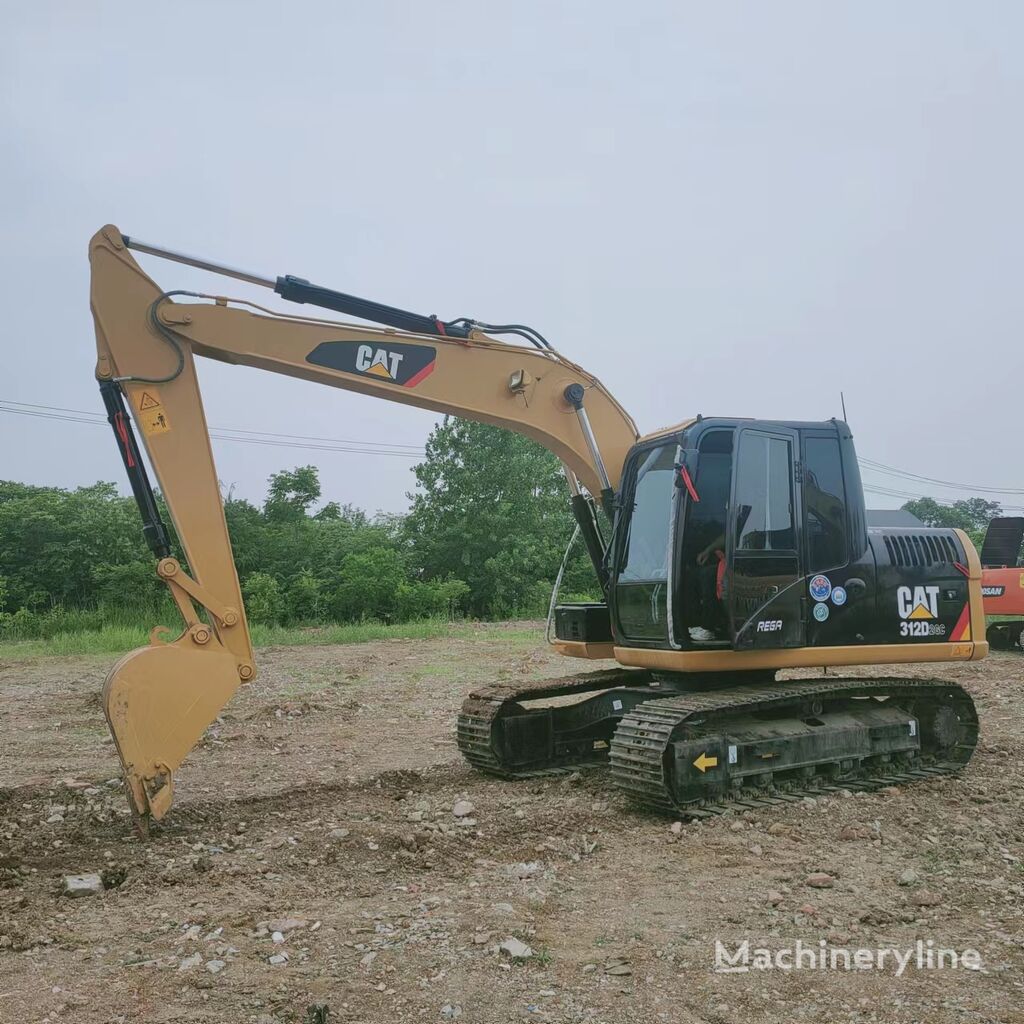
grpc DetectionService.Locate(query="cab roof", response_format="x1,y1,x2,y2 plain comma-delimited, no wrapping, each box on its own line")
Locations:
637,416,850,445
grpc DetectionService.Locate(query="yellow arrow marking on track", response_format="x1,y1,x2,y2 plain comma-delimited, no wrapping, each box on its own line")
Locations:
693,752,718,773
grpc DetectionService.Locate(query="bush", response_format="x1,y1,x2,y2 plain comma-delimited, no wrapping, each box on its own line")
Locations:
435,577,471,618
329,547,406,622
0,602,173,641
91,561,163,608
242,572,285,625
286,570,323,622
0,607,38,640
396,577,471,621
1,438,595,636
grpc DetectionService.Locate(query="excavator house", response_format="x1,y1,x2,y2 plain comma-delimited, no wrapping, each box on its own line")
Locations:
88,226,986,834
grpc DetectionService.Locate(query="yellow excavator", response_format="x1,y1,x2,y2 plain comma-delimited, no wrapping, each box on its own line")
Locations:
88,225,986,835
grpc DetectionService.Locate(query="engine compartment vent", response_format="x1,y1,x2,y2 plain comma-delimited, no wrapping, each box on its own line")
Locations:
879,530,961,568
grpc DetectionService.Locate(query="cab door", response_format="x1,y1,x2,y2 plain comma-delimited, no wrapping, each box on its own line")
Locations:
614,443,676,642
727,426,804,649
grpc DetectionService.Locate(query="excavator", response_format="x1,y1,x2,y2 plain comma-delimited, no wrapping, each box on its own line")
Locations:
980,517,1024,651
87,225,987,835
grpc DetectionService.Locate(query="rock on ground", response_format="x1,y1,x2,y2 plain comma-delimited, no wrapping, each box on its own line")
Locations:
499,937,533,960
61,873,103,898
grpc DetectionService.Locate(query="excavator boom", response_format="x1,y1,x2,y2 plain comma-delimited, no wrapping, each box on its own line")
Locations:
89,225,638,831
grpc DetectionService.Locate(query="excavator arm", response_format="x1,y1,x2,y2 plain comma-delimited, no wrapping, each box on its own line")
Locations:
88,225,638,832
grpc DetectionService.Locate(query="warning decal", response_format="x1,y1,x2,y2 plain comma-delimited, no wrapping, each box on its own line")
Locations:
133,389,171,437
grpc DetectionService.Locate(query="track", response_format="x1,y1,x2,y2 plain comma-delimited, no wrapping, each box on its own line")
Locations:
457,667,653,777
987,621,1024,651
610,676,977,816
458,673,979,816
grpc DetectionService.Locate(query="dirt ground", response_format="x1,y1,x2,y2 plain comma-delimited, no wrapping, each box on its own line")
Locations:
1,623,1022,1024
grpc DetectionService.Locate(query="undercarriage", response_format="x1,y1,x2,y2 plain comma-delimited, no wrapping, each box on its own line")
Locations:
456,670,978,816
987,621,1024,652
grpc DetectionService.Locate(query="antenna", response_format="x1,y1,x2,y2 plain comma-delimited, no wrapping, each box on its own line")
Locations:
840,391,848,422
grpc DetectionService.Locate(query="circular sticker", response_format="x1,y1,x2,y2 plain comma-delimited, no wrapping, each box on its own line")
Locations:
809,575,832,602
813,602,830,622
831,586,847,607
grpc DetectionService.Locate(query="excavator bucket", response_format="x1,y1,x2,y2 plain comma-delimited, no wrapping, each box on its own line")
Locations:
102,636,241,835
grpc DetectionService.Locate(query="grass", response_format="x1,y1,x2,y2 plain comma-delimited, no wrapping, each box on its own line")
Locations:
532,947,554,966
0,617,544,661
251,618,462,648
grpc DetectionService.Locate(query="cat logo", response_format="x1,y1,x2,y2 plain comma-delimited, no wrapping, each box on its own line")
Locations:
355,345,404,380
306,340,437,388
897,585,939,620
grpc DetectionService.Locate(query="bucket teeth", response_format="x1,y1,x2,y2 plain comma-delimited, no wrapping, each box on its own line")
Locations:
103,638,242,834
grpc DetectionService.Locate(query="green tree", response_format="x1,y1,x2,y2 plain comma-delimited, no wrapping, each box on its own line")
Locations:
901,497,1003,549
91,561,163,608
396,576,471,620
3,446,569,632
223,495,266,578
286,570,323,621
404,419,593,617
0,480,153,611
263,466,321,523
314,501,367,525
241,571,284,624
329,546,407,621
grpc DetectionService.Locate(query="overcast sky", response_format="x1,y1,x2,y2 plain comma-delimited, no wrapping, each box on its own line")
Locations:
2,2,1021,516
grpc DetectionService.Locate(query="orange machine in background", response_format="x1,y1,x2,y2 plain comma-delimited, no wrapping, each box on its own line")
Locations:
981,518,1024,650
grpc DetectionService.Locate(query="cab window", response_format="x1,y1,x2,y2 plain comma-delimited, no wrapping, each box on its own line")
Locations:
619,444,676,582
804,436,848,570
685,429,733,557
733,432,795,552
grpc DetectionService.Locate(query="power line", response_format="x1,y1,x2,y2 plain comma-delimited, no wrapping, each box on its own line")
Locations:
0,407,100,427
0,399,426,457
862,483,1024,513
1,399,425,452
6,397,1022,499
858,457,1024,496
0,403,424,459
204,425,421,452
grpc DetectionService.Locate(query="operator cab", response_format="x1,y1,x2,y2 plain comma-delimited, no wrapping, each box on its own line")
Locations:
608,418,868,652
